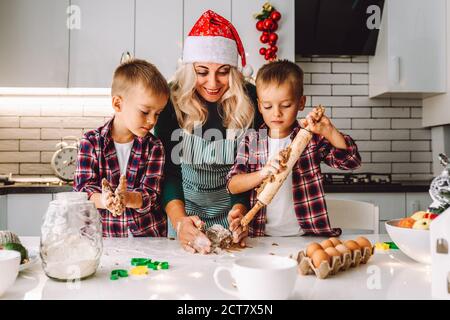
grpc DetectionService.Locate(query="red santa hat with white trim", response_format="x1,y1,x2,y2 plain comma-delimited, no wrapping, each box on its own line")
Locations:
182,10,253,77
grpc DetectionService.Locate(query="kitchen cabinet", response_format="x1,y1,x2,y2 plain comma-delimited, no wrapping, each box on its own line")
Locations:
0,0,296,88
406,192,432,214
327,192,432,234
422,2,450,127
6,194,52,236
69,0,135,87
0,195,6,230
0,0,69,87
135,0,183,80
369,0,446,98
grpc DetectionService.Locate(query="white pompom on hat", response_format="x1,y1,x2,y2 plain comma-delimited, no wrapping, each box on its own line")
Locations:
182,10,253,77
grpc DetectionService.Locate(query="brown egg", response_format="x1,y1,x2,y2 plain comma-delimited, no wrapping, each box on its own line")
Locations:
320,239,334,250
344,240,361,251
355,236,372,254
325,247,341,258
311,249,331,268
306,242,323,258
335,244,351,256
329,237,342,246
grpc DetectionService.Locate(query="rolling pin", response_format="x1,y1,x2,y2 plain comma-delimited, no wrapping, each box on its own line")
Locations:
241,105,325,228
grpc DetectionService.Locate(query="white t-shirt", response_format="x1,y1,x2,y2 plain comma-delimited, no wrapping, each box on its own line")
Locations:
114,140,133,176
114,140,134,237
265,136,304,237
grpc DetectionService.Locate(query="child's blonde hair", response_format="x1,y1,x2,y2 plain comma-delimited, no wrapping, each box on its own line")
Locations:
256,59,304,101
111,59,170,98
170,63,255,135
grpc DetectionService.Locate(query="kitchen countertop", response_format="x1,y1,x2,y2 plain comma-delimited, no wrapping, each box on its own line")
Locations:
0,181,431,195
0,184,73,195
323,181,431,193
2,235,432,300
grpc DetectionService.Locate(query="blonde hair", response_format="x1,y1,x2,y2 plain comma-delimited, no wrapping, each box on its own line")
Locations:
111,59,170,98
170,63,254,136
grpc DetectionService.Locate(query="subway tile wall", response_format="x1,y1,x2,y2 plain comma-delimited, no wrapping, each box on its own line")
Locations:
298,56,432,181
0,97,113,176
0,56,433,181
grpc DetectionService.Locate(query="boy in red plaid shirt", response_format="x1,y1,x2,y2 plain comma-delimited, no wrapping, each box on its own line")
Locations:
227,60,361,238
74,59,169,237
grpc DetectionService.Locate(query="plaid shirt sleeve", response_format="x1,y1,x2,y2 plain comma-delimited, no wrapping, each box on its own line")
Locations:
131,142,165,215
317,134,361,170
226,134,251,193
73,137,101,197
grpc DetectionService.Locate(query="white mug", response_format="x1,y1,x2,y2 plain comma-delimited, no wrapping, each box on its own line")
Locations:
0,250,20,297
213,255,298,300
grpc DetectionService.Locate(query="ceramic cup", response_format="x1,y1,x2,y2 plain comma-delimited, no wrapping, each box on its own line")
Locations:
0,250,21,297
213,255,298,300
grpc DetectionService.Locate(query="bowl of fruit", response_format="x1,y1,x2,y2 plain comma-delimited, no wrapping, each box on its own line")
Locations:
385,211,438,264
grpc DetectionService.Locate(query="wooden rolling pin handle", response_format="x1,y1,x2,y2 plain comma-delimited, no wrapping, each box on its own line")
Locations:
241,201,264,228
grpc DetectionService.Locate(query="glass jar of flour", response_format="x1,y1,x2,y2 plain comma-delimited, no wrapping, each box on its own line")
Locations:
40,192,102,281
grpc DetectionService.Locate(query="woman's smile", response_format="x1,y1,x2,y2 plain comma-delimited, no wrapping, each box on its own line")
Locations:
204,87,221,95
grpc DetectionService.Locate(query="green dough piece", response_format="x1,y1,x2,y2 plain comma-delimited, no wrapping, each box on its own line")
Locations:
131,258,150,266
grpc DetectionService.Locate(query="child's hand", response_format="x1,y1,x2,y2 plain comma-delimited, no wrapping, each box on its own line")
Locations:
101,177,126,216
259,155,285,180
228,207,248,247
101,178,118,215
115,175,128,205
300,106,335,139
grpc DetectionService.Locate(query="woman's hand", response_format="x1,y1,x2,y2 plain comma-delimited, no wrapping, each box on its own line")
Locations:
228,205,248,247
176,216,211,254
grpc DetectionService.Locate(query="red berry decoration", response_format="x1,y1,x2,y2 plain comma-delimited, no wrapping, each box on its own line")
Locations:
263,18,274,31
270,21,278,31
270,10,281,21
260,34,269,44
256,20,265,31
269,33,278,42
254,3,282,61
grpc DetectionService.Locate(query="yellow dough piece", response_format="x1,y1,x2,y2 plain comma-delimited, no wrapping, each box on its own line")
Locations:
130,266,148,276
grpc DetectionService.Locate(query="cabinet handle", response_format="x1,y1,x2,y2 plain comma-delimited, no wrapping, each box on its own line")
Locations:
411,200,420,212
389,56,400,85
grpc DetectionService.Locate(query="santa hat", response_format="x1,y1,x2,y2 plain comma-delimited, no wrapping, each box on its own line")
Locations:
182,10,253,77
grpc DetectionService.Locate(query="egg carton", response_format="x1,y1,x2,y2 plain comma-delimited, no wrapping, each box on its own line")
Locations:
296,246,374,279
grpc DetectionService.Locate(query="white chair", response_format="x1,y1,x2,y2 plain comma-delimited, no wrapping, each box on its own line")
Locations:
326,198,379,234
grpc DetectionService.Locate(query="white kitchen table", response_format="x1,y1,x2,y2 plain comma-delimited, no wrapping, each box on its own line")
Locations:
2,234,431,300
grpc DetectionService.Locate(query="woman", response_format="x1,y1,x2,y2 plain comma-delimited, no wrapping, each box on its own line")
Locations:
154,10,263,253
